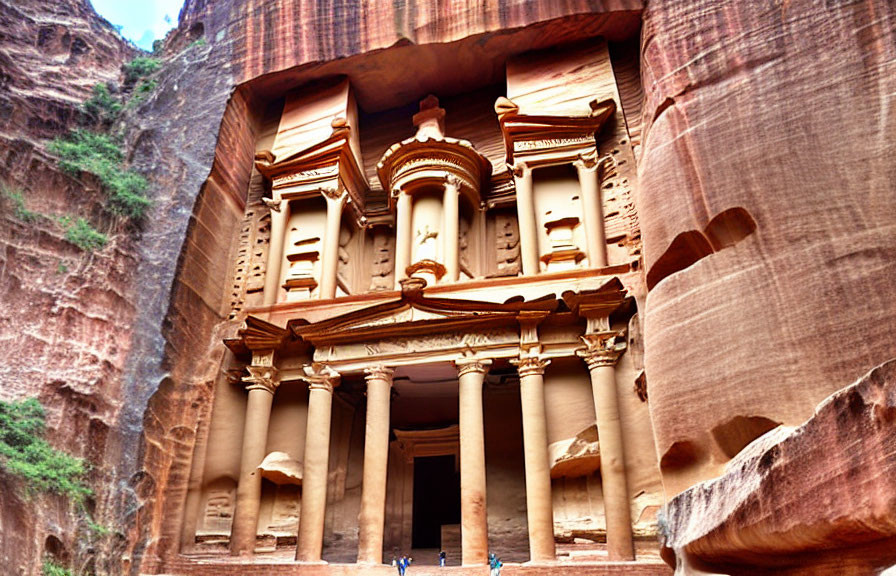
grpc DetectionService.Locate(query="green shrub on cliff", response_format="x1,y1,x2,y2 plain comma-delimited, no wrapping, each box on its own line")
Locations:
0,398,91,503
42,559,72,576
125,78,158,109
48,129,150,219
59,216,108,252
122,56,160,84
82,83,122,126
1,182,43,223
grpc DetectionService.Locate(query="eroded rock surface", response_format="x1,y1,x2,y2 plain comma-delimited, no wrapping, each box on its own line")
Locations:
660,360,896,575
638,0,896,495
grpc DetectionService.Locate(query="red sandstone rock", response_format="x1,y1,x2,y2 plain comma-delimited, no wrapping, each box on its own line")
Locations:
660,360,896,575
638,0,896,495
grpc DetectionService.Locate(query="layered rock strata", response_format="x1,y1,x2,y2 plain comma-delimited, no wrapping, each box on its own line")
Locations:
639,0,896,495
661,360,896,575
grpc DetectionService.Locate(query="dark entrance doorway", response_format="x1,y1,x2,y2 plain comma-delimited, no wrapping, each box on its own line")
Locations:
412,455,461,549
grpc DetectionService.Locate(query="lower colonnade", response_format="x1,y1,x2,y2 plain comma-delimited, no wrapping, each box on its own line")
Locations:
203,279,645,568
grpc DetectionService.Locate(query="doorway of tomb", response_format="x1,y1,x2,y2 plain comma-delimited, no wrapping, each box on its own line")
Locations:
411,454,461,549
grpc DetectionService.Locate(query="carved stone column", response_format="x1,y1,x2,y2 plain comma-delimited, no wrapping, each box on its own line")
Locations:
263,197,288,306
513,356,556,562
230,352,280,555
511,164,540,275
296,364,341,562
577,331,634,560
319,187,348,300
443,175,461,283
456,358,491,565
394,190,413,289
574,154,609,268
357,366,394,564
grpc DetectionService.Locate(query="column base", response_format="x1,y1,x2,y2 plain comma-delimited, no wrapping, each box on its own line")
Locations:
295,559,329,566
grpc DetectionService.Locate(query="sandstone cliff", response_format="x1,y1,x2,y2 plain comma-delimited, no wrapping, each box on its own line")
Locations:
1,0,894,574
638,0,896,494
0,0,136,573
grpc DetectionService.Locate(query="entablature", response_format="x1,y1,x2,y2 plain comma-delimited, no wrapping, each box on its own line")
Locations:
496,96,616,172
227,274,633,375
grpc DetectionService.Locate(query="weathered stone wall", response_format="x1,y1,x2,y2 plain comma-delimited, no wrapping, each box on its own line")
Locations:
0,1,137,574
638,0,896,496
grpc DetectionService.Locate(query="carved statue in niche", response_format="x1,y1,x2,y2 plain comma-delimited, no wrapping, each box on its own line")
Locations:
415,224,439,262
495,213,521,276
337,226,353,292
459,217,471,276
369,232,394,291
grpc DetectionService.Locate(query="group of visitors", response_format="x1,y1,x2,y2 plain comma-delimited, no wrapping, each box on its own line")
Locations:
391,550,502,574
392,554,412,576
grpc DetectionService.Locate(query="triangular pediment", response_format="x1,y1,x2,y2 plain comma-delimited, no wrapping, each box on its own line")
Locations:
289,290,558,347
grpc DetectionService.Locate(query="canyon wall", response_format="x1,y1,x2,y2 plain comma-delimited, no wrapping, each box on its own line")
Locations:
639,0,896,494
0,1,136,573
638,0,896,572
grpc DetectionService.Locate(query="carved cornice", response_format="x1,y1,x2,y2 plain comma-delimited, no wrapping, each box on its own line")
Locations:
300,362,341,393
364,365,394,383
577,330,627,369
455,357,492,377
243,365,280,395
225,316,291,355
512,356,550,378
495,96,616,169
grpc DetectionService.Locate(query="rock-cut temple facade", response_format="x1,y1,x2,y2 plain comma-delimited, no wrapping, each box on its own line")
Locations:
178,38,665,567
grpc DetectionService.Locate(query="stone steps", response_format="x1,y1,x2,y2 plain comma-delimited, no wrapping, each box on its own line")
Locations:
159,557,672,576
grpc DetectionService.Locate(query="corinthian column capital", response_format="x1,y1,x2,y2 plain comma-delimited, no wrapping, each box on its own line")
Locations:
512,356,550,378
444,173,463,191
300,363,341,393
320,185,349,206
364,365,394,383
243,365,280,395
577,330,627,369
455,357,492,378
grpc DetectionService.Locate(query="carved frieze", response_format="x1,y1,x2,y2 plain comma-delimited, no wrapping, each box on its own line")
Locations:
495,96,616,170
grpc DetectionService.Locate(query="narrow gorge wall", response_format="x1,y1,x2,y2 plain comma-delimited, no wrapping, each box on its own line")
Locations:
639,0,896,495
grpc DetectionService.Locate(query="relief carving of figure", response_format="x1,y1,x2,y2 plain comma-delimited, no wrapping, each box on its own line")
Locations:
369,233,393,291
459,218,471,275
496,215,521,275
415,224,439,262
337,226,352,290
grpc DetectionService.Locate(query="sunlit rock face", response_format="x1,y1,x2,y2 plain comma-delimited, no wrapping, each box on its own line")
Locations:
638,0,896,495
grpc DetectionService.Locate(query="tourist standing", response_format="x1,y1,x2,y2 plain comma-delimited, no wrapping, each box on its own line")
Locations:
439,549,446,567
489,552,503,576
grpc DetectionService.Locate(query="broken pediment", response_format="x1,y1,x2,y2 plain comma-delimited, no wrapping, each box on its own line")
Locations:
255,78,369,215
